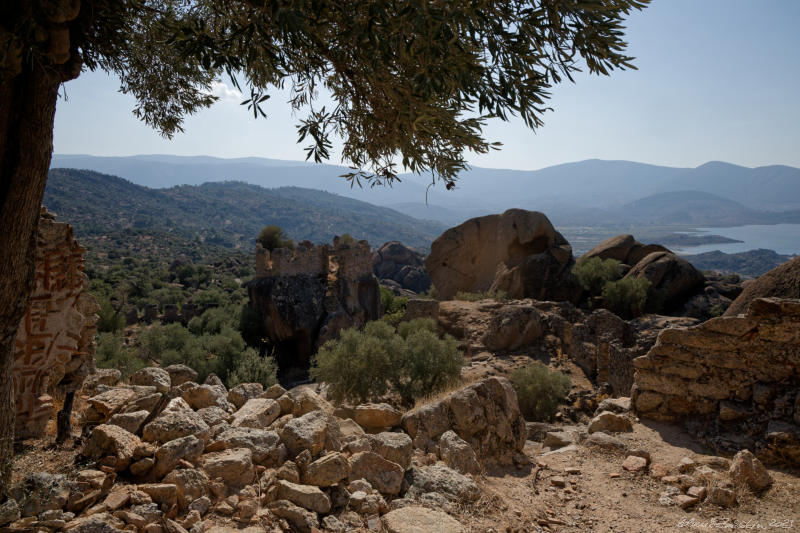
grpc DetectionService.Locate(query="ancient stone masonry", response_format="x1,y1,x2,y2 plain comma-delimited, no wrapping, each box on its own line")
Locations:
247,238,380,380
13,208,99,439
632,298,800,465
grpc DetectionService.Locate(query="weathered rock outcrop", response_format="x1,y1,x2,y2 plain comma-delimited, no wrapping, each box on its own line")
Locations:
372,241,431,293
581,234,669,267
438,299,696,395
725,256,800,316
426,209,580,302
623,252,705,311
246,237,381,379
632,298,800,464
13,208,99,439
401,376,526,464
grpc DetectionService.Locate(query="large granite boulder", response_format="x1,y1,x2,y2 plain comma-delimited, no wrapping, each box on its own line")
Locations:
581,234,669,267
725,256,800,316
372,241,431,293
623,251,705,311
426,209,580,302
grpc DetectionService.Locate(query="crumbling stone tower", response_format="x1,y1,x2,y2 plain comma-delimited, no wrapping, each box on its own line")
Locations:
13,208,99,440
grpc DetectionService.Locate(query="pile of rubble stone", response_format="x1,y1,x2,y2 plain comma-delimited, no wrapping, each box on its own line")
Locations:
1,367,526,533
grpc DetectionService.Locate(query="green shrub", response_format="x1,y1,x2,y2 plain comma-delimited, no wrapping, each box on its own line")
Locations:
96,332,144,378
96,299,125,332
602,277,651,318
454,289,507,302
512,362,571,421
257,225,294,251
311,318,464,405
228,348,278,389
573,257,621,295
392,319,463,402
380,286,408,324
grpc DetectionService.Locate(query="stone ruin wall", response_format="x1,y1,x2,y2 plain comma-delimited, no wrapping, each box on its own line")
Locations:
13,208,99,439
255,238,373,281
632,297,800,463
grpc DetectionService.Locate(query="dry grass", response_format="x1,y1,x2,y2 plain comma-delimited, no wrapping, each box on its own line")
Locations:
411,374,481,410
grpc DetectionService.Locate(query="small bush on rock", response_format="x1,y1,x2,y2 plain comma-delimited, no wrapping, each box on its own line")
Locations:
380,286,408,324
311,318,464,405
602,277,651,318
512,362,571,421
574,257,621,295
228,348,278,388
454,289,508,302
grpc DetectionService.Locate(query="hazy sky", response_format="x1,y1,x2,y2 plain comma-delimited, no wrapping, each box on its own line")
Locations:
53,0,800,171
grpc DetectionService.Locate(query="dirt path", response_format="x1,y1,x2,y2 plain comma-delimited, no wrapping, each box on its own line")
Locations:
456,423,800,533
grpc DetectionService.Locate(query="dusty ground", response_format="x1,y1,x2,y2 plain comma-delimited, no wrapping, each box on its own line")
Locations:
455,421,800,533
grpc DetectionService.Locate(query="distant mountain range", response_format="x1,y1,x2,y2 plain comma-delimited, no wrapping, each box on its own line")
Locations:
44,168,445,250
52,155,800,227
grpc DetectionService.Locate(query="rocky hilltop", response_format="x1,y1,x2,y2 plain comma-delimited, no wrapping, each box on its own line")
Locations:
4,208,799,532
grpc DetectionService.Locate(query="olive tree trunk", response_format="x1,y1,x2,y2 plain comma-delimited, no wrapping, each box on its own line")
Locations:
0,65,63,497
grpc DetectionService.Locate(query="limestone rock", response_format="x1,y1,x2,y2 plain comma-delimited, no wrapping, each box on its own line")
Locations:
82,369,122,396
195,406,231,427
164,365,198,386
426,209,579,302
372,241,431,294
588,411,633,434
280,410,341,456
404,464,480,502
108,410,149,434
231,398,280,428
83,424,142,470
366,432,413,469
382,506,464,533
347,451,405,495
262,383,287,400
182,384,231,411
275,480,331,514
402,377,526,464
290,388,334,416
584,432,627,452
163,469,209,509
437,431,481,475
205,426,283,465
87,389,138,422
152,435,205,479
302,452,349,487
729,450,773,491
142,408,211,444
622,455,647,472
227,383,264,409
131,367,171,393
200,448,255,487
353,403,402,429
708,487,736,507
268,500,319,533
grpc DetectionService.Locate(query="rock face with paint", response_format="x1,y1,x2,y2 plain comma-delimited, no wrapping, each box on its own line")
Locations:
13,207,99,440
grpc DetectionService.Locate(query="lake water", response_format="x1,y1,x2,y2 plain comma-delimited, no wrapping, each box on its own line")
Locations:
672,223,800,256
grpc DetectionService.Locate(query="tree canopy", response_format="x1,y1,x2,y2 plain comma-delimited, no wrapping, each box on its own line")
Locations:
4,0,648,187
